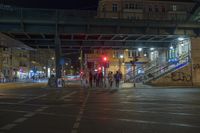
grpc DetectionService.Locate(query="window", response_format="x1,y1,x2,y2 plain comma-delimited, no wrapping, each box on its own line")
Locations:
162,6,165,12
155,5,159,12
149,6,152,12
112,4,118,12
172,5,177,11
102,4,105,11
125,4,128,9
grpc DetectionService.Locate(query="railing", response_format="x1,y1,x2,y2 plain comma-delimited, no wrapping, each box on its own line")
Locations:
127,53,190,83
143,53,190,83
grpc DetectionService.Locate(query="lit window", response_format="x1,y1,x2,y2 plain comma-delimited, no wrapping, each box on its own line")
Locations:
172,5,177,11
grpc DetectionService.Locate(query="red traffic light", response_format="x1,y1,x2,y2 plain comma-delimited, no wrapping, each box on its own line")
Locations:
103,57,107,61
98,67,102,71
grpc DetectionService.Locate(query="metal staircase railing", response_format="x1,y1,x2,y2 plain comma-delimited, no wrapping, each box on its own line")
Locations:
127,53,190,83
143,53,190,83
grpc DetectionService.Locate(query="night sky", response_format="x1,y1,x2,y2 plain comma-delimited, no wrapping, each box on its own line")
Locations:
2,0,198,10
3,0,99,10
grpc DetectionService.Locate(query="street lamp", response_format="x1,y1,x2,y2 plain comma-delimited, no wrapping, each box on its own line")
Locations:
138,48,142,52
178,37,184,41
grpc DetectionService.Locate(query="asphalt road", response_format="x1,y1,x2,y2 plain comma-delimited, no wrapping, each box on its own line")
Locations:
0,83,200,133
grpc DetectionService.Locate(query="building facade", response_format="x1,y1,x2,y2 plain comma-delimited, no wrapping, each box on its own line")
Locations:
97,0,195,21
0,47,55,82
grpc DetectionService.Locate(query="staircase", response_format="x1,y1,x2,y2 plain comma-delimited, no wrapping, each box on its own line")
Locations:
127,53,190,84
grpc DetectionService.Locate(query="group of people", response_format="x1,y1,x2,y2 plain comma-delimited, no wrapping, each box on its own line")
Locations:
108,71,122,88
81,70,122,88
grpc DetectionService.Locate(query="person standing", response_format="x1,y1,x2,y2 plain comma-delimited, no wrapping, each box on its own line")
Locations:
89,70,93,88
114,71,121,88
108,71,114,88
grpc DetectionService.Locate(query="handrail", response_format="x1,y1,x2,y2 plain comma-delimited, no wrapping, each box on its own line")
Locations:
128,53,190,82
144,53,190,82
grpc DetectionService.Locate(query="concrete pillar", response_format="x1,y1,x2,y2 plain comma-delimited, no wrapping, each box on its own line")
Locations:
55,35,62,78
191,37,200,86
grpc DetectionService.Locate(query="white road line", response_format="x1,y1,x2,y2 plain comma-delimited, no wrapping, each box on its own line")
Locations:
17,94,48,104
59,91,77,100
79,111,83,115
0,124,17,130
0,109,30,113
14,118,27,123
73,122,80,129
41,106,48,109
35,108,44,112
70,92,90,133
24,112,36,117
76,116,81,122
71,130,77,133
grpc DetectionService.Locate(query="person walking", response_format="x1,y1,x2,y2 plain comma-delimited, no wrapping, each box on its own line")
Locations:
114,71,121,88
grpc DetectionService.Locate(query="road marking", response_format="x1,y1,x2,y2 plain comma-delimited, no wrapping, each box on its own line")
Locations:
1,124,17,130
71,130,77,133
41,106,48,109
70,92,90,133
73,122,80,129
24,112,36,117
14,118,27,123
35,108,44,112
79,111,83,115
17,94,48,104
59,91,77,100
0,109,30,113
76,116,81,122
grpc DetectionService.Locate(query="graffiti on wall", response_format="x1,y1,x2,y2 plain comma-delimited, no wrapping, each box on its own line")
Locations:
171,72,191,82
164,72,191,82
193,64,200,70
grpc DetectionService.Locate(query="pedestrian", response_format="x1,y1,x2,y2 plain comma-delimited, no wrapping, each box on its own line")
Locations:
114,71,121,88
89,70,93,88
98,71,103,87
108,71,114,88
82,73,88,89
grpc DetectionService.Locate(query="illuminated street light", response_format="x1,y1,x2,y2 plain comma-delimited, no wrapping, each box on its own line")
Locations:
150,48,155,51
178,37,184,41
170,46,174,49
138,48,142,52
120,55,124,59
144,54,147,57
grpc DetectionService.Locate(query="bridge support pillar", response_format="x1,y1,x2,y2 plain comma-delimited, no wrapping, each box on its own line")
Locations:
55,35,62,79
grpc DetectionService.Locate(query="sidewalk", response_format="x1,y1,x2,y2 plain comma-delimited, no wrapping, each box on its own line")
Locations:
0,81,47,89
121,82,153,89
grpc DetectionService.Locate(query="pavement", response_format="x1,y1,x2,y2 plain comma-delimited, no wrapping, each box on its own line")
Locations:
0,81,200,133
0,82,47,89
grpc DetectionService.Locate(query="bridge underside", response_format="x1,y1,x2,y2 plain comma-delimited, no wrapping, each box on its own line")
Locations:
2,33,185,50
0,7,198,78
0,7,199,51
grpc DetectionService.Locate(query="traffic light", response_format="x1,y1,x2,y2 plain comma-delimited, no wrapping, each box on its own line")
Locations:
98,67,101,70
103,57,107,62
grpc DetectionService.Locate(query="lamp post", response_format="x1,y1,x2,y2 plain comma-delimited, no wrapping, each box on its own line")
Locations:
119,54,124,71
